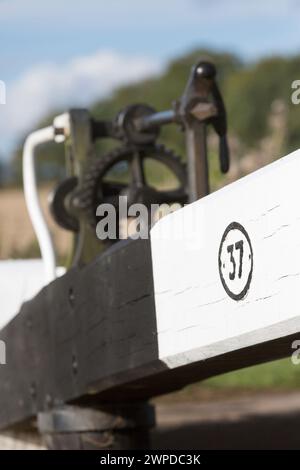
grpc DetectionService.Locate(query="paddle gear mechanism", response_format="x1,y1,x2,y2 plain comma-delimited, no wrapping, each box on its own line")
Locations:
25,60,230,272
72,144,187,230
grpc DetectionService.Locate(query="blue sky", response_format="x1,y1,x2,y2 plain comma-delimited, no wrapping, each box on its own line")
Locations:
0,0,300,158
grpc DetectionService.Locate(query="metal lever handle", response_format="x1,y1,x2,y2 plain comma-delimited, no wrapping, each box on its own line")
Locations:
219,134,230,174
179,60,230,201
209,73,230,175
92,60,230,203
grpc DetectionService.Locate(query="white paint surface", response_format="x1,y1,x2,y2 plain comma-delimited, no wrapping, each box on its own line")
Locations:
0,260,47,329
151,149,300,366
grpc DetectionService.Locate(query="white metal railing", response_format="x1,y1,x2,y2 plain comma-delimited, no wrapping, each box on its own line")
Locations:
22,114,70,284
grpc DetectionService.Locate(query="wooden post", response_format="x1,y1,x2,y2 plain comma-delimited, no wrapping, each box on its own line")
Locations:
38,403,155,450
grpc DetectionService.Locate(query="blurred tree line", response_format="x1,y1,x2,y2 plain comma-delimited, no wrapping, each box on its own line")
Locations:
8,48,300,187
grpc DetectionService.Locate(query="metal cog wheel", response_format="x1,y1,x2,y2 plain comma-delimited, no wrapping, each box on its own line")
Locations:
74,144,188,229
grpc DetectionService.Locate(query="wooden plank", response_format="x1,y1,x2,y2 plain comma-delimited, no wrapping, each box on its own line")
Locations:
151,148,300,367
1,149,300,429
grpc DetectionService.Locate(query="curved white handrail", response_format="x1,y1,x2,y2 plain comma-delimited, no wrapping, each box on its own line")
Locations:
23,126,56,284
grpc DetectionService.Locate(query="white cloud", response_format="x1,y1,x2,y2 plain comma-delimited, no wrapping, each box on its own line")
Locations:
0,50,161,157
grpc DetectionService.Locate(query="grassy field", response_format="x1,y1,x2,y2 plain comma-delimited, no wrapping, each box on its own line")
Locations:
0,186,71,260
204,358,300,389
169,358,300,403
156,358,300,403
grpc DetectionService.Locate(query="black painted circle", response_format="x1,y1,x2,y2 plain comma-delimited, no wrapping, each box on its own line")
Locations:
218,222,253,301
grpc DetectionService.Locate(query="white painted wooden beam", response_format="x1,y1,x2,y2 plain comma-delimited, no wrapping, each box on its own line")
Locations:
150,148,300,367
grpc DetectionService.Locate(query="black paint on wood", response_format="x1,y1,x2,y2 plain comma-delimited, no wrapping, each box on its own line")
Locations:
0,238,163,429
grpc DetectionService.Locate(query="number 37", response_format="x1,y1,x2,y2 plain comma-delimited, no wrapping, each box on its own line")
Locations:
227,240,244,280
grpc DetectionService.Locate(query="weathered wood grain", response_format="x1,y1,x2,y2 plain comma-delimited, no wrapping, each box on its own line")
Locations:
0,238,163,428
151,148,300,367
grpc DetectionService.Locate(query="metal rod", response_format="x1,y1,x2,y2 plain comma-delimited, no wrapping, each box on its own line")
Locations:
185,120,209,203
135,109,176,132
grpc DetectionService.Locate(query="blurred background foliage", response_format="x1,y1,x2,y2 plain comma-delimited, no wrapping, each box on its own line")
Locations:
5,48,300,188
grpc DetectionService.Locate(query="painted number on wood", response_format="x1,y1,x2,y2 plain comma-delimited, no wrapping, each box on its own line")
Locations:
218,222,253,300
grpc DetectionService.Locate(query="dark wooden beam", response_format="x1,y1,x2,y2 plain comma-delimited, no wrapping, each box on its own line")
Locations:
0,238,162,429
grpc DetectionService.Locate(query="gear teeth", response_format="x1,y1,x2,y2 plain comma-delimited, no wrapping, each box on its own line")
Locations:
76,144,186,228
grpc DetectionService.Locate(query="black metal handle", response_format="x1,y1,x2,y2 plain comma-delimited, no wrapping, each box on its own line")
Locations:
219,135,230,173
